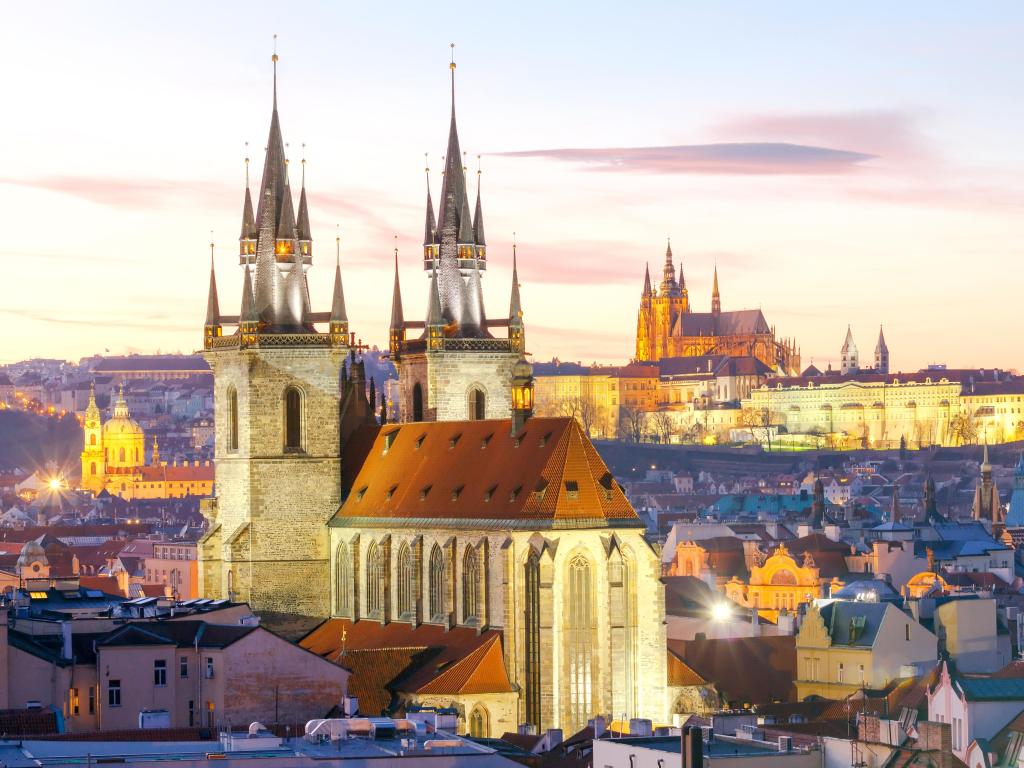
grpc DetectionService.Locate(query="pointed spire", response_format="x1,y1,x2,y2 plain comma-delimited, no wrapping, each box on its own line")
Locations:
389,241,404,330
240,263,259,324
509,237,523,324
205,241,220,327
660,238,678,296
296,147,311,242
642,262,652,297
426,265,444,328
711,265,721,315
982,440,991,472
277,183,297,240
876,325,888,352
437,45,475,246
678,259,686,292
463,250,485,336
890,481,901,524
240,150,256,243
423,154,436,246
331,235,348,324
473,155,486,246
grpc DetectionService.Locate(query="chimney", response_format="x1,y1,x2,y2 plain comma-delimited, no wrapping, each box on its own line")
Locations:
630,719,653,737
682,726,704,768
589,715,606,739
517,723,537,736
916,721,952,768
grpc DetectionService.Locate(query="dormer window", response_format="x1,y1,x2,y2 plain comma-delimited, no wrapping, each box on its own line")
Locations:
565,480,579,500
386,484,397,500
540,432,552,447
451,485,464,501
355,486,368,502
420,485,432,501
509,485,522,502
383,429,399,455
484,484,497,502
449,433,462,449
481,433,493,449
414,434,426,450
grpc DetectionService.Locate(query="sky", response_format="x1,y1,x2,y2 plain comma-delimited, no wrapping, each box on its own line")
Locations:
2,2,1022,371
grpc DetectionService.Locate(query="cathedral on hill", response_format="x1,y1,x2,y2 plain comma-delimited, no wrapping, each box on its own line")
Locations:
196,53,667,738
635,243,800,374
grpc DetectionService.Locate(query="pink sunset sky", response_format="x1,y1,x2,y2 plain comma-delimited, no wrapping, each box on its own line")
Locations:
1,3,1022,371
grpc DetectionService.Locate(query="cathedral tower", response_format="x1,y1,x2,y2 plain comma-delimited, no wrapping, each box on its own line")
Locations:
198,51,353,617
874,325,889,374
389,54,525,423
840,326,859,374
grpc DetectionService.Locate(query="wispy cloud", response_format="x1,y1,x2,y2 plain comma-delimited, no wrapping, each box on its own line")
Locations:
0,175,234,209
494,142,876,175
0,308,194,332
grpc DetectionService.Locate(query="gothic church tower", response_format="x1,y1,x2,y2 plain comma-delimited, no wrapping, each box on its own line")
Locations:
198,52,353,617
389,55,525,423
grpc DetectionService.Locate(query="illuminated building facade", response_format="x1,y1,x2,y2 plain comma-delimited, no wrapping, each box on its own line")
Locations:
79,385,213,500
635,243,800,374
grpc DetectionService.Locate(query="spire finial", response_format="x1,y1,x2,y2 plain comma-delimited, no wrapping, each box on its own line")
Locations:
209,231,214,263
301,143,306,188
425,153,430,182
449,42,456,113
512,231,517,258
272,34,279,109
244,142,250,186
335,224,341,267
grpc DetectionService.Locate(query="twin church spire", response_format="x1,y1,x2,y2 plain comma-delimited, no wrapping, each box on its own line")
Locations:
204,49,349,351
389,51,524,356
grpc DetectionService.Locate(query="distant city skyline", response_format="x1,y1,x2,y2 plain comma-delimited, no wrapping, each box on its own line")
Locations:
2,2,1022,370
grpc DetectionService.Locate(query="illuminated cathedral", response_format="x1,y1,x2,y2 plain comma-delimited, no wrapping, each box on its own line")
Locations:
635,242,800,374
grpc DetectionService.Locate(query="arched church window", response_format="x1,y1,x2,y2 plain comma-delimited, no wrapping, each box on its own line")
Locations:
335,540,351,616
566,554,594,733
119,448,125,463
283,387,303,451
469,705,489,738
227,386,239,451
468,388,486,421
428,544,445,621
366,541,386,618
462,545,480,624
90,434,96,446
90,463,96,476
412,383,424,422
397,543,415,619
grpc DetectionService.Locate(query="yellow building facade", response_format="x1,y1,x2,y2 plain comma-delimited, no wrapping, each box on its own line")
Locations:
724,544,841,623
79,385,213,500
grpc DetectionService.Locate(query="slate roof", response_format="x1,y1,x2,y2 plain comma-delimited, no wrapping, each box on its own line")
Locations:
93,356,210,373
818,600,891,647
97,620,256,649
334,418,638,528
833,580,902,604
670,309,771,337
956,677,1024,702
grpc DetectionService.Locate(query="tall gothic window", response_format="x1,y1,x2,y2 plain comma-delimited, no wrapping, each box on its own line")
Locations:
119,447,125,463
462,545,480,624
524,551,541,731
284,387,302,451
468,388,486,420
412,383,424,422
226,386,239,451
397,543,415,619
366,541,385,618
621,553,638,720
90,434,96,446
428,544,445,621
90,462,96,476
336,541,351,617
566,555,594,733
469,705,489,738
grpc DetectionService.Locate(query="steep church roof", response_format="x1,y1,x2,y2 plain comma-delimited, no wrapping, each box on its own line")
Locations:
670,309,771,337
333,417,638,527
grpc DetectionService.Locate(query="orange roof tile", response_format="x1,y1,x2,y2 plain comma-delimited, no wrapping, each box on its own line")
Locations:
334,417,637,527
416,634,513,695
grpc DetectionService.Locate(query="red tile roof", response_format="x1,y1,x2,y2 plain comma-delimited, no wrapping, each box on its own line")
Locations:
669,635,797,706
335,418,637,527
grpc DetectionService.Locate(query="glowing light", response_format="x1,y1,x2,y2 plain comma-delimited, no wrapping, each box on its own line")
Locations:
711,602,731,622
48,478,62,491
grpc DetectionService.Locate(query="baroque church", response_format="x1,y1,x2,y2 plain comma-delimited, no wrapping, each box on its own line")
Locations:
635,243,801,374
197,53,667,737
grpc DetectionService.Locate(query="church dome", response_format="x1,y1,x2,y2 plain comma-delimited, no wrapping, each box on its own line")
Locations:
17,539,48,568
102,386,142,437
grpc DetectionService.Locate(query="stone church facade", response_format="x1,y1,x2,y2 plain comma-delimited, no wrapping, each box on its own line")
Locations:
198,53,668,735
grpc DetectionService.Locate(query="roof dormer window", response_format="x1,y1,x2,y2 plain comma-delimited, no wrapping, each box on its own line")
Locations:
420,485,432,501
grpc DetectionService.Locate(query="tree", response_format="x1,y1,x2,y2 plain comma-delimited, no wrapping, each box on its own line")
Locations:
739,406,778,452
949,412,978,446
619,406,648,443
650,411,675,444
555,395,600,437
807,425,827,450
